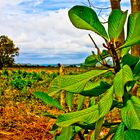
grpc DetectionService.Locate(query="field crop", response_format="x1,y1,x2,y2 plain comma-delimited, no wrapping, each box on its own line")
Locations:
0,67,82,139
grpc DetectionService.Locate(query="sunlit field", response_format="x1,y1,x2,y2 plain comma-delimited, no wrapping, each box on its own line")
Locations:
0,66,83,139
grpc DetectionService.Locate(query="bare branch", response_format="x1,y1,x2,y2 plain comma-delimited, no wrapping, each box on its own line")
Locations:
88,34,100,54
87,0,111,10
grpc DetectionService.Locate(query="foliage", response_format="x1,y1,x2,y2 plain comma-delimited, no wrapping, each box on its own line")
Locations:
0,35,19,69
1,70,58,91
34,6,140,140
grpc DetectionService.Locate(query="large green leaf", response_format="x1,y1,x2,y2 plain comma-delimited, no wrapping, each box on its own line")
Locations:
33,92,64,110
112,123,125,140
125,129,140,140
121,11,140,48
121,54,139,67
108,9,127,41
81,81,111,96
68,6,108,40
56,86,113,127
114,65,133,98
48,69,108,95
55,126,74,140
121,95,140,130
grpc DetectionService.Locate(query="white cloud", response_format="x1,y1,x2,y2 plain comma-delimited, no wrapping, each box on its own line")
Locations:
0,0,131,64
0,1,105,64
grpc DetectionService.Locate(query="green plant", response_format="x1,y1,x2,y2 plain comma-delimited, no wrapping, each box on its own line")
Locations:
34,6,140,140
3,69,9,77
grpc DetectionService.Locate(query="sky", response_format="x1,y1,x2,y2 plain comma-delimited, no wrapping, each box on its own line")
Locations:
0,0,130,65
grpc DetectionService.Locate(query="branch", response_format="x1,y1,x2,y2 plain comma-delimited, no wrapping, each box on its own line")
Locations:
88,34,101,54
89,34,112,68
87,0,111,10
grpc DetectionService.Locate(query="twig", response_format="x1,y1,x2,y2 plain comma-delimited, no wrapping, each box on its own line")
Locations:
88,34,100,54
87,0,111,10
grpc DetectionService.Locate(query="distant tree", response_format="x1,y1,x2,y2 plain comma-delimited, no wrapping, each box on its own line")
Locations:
57,63,61,68
0,35,19,69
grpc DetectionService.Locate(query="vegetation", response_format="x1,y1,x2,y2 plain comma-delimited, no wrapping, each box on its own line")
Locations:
33,6,140,140
0,35,19,69
1,1,140,140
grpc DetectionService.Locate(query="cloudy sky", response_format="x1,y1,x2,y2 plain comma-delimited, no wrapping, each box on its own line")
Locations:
0,0,130,65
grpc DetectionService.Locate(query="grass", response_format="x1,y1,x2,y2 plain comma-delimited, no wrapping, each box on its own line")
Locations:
0,67,80,140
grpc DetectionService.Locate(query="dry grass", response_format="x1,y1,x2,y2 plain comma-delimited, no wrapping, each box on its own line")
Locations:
0,89,56,140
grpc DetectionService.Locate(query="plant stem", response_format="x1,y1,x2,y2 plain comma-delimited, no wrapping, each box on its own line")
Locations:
109,43,120,73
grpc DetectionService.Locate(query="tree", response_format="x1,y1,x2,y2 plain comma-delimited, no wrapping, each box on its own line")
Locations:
130,0,140,57
0,35,19,69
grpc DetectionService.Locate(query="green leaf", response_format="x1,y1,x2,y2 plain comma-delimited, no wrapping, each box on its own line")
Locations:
56,87,113,127
55,126,74,140
90,132,95,140
56,104,99,127
121,95,140,130
50,124,59,135
33,92,64,110
89,97,96,106
121,54,139,67
125,129,140,140
84,54,98,67
80,81,111,96
48,69,108,95
126,81,136,92
84,50,109,68
98,86,114,117
94,117,104,140
112,123,125,140
66,92,73,111
68,5,108,40
108,9,127,41
77,95,85,111
121,11,140,48
77,122,96,130
114,65,133,98
73,126,82,133
101,50,109,58
44,112,57,119
133,60,140,76
121,46,131,57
